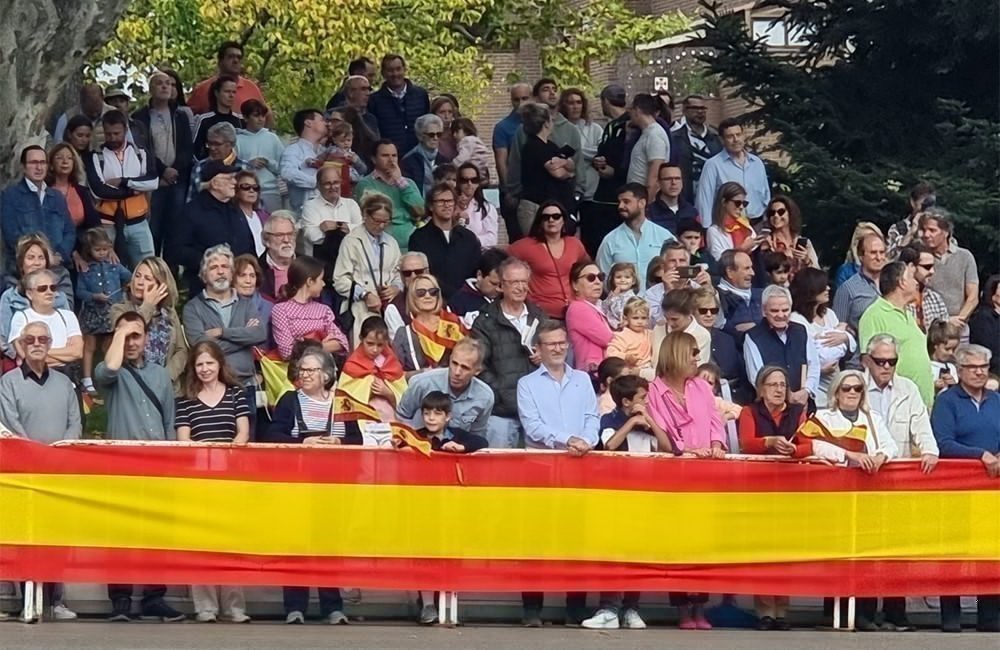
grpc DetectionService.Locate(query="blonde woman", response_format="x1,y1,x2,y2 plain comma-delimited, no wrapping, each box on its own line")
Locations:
110,256,188,382
833,221,882,289
391,273,466,375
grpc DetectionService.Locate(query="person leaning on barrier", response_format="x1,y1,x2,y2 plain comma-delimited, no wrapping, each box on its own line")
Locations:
930,343,1000,633
736,365,810,460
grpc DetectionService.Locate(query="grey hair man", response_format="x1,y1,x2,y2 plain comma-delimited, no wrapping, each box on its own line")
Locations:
187,121,249,202
259,210,299,299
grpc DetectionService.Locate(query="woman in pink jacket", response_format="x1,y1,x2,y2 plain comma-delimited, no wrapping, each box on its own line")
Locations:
646,330,725,630
565,261,613,372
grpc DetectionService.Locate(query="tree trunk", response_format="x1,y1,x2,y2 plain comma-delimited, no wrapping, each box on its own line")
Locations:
0,0,130,183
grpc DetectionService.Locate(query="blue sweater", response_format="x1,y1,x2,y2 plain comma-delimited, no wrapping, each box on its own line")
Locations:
931,385,1000,459
367,81,430,154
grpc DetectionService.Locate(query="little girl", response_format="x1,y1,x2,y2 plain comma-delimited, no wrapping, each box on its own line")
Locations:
76,227,132,396
338,316,408,424
606,297,654,377
697,362,742,422
601,262,639,330
927,320,959,394
327,121,368,189
450,118,491,185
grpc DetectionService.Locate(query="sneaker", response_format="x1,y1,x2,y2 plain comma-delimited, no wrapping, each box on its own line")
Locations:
285,610,305,625
18,611,37,624
774,617,791,631
0,611,10,621
622,608,646,629
141,599,185,622
108,598,131,622
419,604,438,625
581,609,620,630
679,614,697,630
758,615,775,631
326,610,348,625
522,610,542,628
227,611,252,623
51,604,77,620
693,613,713,630
854,617,878,632
195,611,217,623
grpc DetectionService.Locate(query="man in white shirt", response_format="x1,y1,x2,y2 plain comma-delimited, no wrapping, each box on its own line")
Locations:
626,94,671,202
300,166,362,257
280,108,328,214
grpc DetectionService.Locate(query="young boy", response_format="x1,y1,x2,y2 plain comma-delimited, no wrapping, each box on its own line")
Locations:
676,218,713,273
418,391,487,453
596,356,629,416
599,374,676,454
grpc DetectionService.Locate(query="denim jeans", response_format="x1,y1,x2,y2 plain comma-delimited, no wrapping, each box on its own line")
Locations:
121,221,155,268
486,416,522,449
283,586,343,617
149,184,186,261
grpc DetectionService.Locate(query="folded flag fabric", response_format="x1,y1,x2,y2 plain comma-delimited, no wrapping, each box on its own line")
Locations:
339,346,408,406
410,311,467,364
796,415,867,453
390,421,433,456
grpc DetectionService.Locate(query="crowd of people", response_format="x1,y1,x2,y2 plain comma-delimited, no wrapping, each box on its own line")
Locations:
0,41,997,633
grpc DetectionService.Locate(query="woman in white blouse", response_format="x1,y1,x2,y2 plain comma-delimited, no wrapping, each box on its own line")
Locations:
799,369,898,473
455,163,498,248
789,268,855,407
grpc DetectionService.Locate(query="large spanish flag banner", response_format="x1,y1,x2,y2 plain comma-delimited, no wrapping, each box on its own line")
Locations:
0,438,998,596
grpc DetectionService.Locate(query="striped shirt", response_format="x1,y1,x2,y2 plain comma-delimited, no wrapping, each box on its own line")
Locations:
290,392,346,439
175,385,251,442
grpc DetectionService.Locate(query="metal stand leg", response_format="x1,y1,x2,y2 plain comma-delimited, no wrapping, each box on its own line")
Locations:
438,591,446,625
833,597,840,630
449,592,459,625
22,581,41,623
847,597,856,631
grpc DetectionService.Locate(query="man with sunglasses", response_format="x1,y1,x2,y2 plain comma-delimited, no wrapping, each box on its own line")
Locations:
902,244,948,334
858,261,934,407
931,343,1000,633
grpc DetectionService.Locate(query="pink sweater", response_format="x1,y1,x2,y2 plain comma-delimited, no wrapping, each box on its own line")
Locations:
647,376,725,452
566,299,613,370
271,298,349,360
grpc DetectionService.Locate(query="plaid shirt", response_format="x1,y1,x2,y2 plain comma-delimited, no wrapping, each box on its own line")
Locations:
907,287,950,333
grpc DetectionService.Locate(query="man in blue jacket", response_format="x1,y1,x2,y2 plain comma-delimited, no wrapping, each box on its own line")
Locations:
0,145,75,272
367,54,430,154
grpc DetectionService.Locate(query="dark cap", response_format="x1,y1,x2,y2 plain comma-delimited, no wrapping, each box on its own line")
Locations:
600,84,627,108
201,160,241,183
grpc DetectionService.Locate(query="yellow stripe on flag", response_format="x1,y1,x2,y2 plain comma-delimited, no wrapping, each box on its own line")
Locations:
1,475,998,564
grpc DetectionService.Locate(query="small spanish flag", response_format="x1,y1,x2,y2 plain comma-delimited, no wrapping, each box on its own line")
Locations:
410,311,467,364
796,416,868,453
390,421,433,456
332,390,381,422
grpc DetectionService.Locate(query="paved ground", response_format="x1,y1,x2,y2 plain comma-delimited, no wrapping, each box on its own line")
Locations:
0,621,993,650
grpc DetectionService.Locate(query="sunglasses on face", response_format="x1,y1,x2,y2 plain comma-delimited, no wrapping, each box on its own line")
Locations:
238,184,260,192
870,357,899,368
768,207,787,217
580,272,606,283
729,199,750,209
30,284,58,293
917,263,935,270
401,268,428,278
458,177,479,184
698,307,720,315
542,212,564,221
839,384,865,394
414,287,441,298
424,131,443,138
22,335,51,345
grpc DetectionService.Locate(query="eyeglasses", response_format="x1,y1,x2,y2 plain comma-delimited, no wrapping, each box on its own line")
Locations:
579,272,605,283
299,367,323,375
268,231,295,240
432,198,455,205
839,384,865,394
917,263,935,270
539,340,569,349
541,212,564,221
767,207,787,217
30,284,58,293
698,307,720,315
424,131,443,138
728,199,750,208
414,287,441,298
959,363,990,371
459,177,479,185
763,382,787,390
22,335,51,345
25,160,48,166
206,141,226,148
869,357,899,368
238,184,260,192
401,268,428,278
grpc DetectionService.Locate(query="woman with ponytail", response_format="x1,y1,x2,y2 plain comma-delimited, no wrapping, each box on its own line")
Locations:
270,255,348,360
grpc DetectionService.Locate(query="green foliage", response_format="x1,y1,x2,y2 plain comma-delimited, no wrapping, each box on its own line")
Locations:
91,0,689,128
697,0,999,271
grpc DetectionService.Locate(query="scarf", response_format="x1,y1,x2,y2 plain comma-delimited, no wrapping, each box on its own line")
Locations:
411,311,467,365
719,279,752,304
722,214,754,247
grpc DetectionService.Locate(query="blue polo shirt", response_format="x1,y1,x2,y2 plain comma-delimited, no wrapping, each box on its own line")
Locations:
595,218,676,291
492,110,522,152
931,385,1000,458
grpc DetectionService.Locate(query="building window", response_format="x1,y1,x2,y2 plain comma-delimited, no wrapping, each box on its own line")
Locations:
751,18,806,48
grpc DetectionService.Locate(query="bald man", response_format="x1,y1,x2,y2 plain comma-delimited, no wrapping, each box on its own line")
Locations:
492,82,532,241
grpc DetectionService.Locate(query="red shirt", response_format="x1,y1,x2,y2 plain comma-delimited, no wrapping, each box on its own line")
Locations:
188,75,266,116
507,236,589,319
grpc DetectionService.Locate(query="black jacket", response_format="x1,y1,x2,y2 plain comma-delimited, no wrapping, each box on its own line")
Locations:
670,124,723,205
448,280,490,318
469,299,545,419
177,191,255,292
401,147,449,196
132,105,195,179
407,223,481,300
367,81,430,154
420,427,488,453
592,113,630,204
262,390,363,445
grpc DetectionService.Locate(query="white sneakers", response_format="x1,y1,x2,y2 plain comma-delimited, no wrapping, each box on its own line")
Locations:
581,608,647,630
51,604,78,621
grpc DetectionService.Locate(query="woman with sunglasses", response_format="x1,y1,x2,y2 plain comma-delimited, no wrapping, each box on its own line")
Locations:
233,170,268,256
789,268,854,407
691,287,749,403
392,273,467,375
565,261,613,372
507,201,589,319
706,181,761,262
798,369,898,472
758,195,817,279
8,268,83,372
455,162,498,248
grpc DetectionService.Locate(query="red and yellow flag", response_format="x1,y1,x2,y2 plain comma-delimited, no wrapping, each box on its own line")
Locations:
797,416,868,453
338,346,408,407
410,311,467,364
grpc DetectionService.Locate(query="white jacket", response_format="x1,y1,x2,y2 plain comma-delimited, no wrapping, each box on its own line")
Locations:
865,374,939,458
810,408,899,465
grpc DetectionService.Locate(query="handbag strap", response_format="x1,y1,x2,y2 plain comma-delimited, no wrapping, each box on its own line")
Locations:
294,393,334,437
543,240,570,307
122,364,165,420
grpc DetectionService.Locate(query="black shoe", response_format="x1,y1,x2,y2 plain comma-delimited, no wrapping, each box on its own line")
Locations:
976,621,1000,633
141,599,185,622
757,616,775,631
774,617,791,631
108,598,131,622
942,621,962,633
855,617,878,632
882,620,915,632
522,610,542,628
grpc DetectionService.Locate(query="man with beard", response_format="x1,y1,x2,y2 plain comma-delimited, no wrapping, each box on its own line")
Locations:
595,182,675,291
258,212,298,300
182,244,267,432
